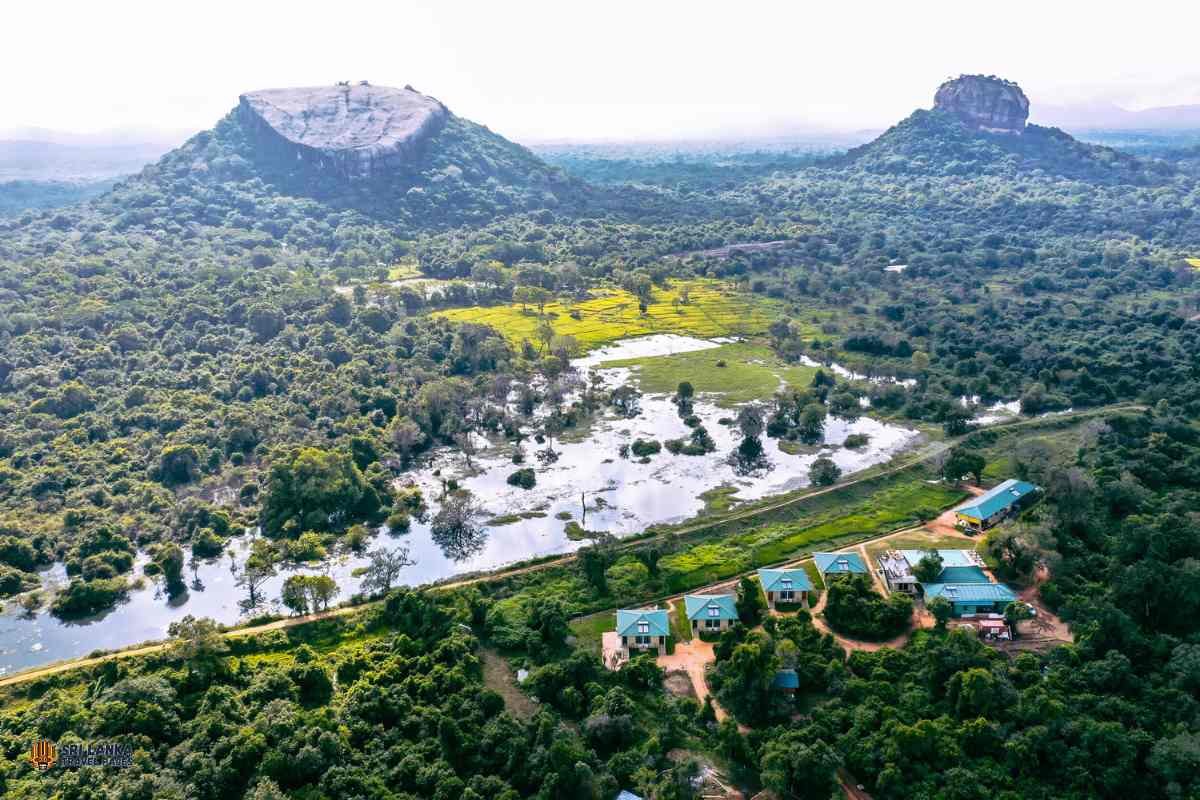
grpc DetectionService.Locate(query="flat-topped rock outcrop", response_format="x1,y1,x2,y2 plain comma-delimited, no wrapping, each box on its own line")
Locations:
237,83,449,179
934,75,1029,134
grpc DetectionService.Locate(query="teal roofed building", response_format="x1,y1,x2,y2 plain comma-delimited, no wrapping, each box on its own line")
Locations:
772,668,800,693
953,479,1040,532
757,567,813,609
813,552,868,580
615,608,670,656
923,581,1018,617
684,594,738,634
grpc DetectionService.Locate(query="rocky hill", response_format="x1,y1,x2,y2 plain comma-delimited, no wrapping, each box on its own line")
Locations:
836,76,1169,184
73,82,585,234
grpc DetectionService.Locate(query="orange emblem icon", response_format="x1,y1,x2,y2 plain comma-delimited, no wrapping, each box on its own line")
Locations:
30,739,58,771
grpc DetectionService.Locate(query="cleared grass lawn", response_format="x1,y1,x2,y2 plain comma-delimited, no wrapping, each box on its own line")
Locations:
604,341,818,405
658,477,966,593
863,529,984,565
434,279,780,349
568,611,612,655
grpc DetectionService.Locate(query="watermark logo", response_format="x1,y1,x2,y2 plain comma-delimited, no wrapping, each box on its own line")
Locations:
30,739,58,771
29,740,131,770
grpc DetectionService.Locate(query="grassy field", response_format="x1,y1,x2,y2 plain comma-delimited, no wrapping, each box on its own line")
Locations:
973,423,1091,482
568,611,613,655
435,278,780,349
657,474,966,592
604,341,818,405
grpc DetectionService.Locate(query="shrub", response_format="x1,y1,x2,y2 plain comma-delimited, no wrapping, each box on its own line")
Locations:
507,468,537,489
630,439,662,458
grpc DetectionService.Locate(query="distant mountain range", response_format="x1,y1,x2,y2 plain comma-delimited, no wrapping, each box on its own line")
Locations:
1033,101,1200,131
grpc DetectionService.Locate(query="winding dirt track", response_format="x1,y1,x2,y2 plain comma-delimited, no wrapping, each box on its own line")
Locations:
0,405,1132,690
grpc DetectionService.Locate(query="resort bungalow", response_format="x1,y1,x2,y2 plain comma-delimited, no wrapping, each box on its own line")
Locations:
953,479,1040,533
685,594,738,634
878,549,988,594
924,581,1018,618
615,608,670,656
757,567,813,609
813,552,868,581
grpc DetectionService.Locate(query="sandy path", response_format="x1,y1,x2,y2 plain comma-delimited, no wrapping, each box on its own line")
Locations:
657,638,725,721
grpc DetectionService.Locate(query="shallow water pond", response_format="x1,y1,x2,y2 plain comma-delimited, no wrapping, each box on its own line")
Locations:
0,334,920,676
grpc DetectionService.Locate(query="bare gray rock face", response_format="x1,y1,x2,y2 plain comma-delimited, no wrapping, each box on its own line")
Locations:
237,83,449,179
934,75,1029,134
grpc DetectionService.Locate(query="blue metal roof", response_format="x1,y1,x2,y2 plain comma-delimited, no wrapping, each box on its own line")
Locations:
953,479,1039,521
772,669,800,689
758,567,813,593
684,594,738,621
616,792,643,800
616,608,670,638
923,582,1017,604
935,566,990,584
813,552,868,575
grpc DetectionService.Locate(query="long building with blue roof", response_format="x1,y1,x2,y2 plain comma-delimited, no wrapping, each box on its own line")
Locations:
876,547,1020,617
953,479,1040,532
923,581,1018,616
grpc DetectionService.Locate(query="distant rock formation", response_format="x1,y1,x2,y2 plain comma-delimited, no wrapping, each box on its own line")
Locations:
934,75,1029,134
237,83,449,180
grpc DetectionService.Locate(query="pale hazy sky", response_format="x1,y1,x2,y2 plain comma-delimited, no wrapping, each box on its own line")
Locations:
4,0,1199,142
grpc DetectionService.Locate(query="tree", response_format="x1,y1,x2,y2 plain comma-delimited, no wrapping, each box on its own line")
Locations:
167,614,229,683
736,404,765,440
942,405,973,436
798,403,827,444
1004,600,1036,636
943,447,986,484
360,546,415,596
167,615,228,663
912,550,944,583
809,456,841,486
307,575,339,611
929,596,953,629
260,447,383,537
526,596,569,648
238,538,277,606
158,444,201,486
761,732,841,800
388,416,426,462
578,535,615,595
156,543,186,597
430,492,486,561
736,576,766,626
281,574,310,615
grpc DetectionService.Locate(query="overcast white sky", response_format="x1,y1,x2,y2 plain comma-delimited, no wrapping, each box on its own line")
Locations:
3,0,1199,142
